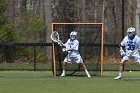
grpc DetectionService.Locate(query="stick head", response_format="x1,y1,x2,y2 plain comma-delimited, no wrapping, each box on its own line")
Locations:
51,31,59,42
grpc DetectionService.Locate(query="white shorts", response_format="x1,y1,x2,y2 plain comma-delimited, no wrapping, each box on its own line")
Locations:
64,55,83,64
123,53,140,63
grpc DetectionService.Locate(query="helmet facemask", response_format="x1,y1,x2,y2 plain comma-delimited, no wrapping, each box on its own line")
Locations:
70,31,77,40
127,27,136,40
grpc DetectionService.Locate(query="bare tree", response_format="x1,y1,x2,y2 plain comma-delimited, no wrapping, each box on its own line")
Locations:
6,0,16,24
44,0,52,63
81,0,87,22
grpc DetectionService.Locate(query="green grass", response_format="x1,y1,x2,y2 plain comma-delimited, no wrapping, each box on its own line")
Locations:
0,71,140,93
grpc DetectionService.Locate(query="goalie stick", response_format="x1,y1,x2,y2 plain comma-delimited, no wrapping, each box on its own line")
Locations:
51,31,63,46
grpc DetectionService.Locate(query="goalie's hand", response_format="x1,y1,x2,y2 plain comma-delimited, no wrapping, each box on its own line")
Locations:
62,48,68,52
58,40,63,46
119,50,126,56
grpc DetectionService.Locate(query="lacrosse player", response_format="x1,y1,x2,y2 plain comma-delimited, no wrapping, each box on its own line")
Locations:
60,31,91,77
114,27,140,80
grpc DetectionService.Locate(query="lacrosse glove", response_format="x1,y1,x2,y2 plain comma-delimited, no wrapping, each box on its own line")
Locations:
58,40,63,46
120,50,126,56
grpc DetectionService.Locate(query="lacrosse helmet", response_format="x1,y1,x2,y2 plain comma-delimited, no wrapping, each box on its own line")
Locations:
70,31,77,40
127,27,136,40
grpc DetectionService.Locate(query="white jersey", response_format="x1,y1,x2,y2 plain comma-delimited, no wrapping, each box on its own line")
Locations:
121,35,140,52
120,35,140,62
64,39,80,57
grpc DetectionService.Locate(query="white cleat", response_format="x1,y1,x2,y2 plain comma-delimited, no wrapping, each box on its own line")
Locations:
87,74,91,77
114,75,122,80
60,73,65,77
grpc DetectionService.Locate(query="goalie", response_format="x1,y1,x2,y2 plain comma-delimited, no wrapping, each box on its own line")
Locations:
114,27,140,80
60,31,91,77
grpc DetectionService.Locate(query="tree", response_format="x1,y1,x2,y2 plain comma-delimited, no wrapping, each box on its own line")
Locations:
17,12,46,42
44,0,52,63
0,24,19,63
0,0,8,26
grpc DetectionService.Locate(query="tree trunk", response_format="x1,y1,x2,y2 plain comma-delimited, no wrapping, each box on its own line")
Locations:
136,0,140,35
81,0,87,22
7,0,16,24
44,0,52,63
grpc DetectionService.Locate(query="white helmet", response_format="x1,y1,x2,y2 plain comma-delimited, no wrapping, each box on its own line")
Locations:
127,27,136,40
70,31,77,40
127,27,135,33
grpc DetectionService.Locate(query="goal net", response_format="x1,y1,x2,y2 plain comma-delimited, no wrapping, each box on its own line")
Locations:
52,23,104,77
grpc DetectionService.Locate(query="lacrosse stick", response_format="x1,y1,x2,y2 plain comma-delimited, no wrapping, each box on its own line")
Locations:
51,31,63,46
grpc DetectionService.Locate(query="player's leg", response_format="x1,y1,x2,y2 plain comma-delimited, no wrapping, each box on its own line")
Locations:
134,54,140,66
114,57,128,80
61,56,72,77
76,56,91,77
61,61,67,77
80,63,91,77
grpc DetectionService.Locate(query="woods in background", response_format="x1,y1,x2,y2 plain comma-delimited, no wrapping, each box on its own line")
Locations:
0,0,138,63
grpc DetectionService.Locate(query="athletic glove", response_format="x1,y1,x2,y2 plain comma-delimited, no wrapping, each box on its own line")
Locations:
62,48,68,52
119,50,126,56
62,48,68,55
58,40,63,46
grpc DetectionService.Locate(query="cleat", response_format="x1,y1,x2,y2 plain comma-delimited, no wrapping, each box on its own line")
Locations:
87,74,91,77
114,75,122,80
88,75,91,77
60,73,65,77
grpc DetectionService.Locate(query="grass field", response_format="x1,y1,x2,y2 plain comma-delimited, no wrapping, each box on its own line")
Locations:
0,71,140,93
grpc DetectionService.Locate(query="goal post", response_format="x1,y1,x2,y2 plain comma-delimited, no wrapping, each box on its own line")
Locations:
52,22,104,77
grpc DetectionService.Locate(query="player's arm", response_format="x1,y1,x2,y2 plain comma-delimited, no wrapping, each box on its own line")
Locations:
138,36,140,48
59,43,65,47
61,39,69,48
120,44,124,50
62,45,73,51
62,40,79,52
62,40,71,52
68,41,79,51
119,37,126,56
63,45,77,51
137,37,140,52
119,44,126,56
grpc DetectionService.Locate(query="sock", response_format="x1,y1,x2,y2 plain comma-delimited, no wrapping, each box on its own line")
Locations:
119,73,122,76
62,70,65,74
85,69,90,76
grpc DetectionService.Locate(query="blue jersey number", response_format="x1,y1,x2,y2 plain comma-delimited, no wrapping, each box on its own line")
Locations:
127,44,135,51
